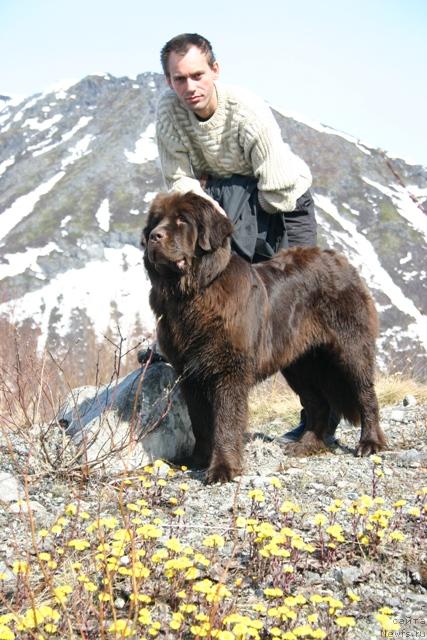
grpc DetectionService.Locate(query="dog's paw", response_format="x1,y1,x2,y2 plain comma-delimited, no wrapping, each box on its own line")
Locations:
205,463,240,484
355,438,387,457
283,432,328,457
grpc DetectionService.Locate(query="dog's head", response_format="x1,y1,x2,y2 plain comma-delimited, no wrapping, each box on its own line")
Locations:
142,192,234,278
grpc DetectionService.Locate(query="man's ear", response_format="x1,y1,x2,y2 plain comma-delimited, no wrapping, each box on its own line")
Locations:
211,61,220,81
165,75,172,89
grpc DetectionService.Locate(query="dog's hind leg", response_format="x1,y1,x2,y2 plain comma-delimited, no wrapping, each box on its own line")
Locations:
355,381,387,456
284,388,331,457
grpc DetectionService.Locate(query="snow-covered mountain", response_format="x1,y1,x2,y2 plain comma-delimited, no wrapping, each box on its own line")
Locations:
0,73,426,377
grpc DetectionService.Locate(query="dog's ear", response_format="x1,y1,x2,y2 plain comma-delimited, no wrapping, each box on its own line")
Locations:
184,194,234,251
141,193,170,248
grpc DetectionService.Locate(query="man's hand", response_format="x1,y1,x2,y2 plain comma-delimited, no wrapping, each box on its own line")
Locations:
199,175,227,217
211,199,227,217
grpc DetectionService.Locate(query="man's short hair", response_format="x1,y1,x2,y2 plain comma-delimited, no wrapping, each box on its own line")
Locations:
160,33,216,77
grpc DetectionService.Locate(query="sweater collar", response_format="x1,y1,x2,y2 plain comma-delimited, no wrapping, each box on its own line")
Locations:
188,82,227,129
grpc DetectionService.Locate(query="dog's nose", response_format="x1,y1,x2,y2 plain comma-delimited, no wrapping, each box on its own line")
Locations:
149,228,166,242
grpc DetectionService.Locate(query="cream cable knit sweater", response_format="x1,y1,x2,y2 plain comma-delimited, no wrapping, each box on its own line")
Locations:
156,83,312,213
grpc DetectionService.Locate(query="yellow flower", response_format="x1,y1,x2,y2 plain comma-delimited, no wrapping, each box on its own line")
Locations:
108,619,133,636
202,534,225,548
313,513,327,526
389,530,405,542
68,539,90,551
335,616,356,627
248,489,265,502
393,499,406,508
327,499,343,513
270,477,282,488
12,560,29,574
280,500,301,514
375,613,400,632
0,625,15,640
264,587,283,598
326,524,345,542
65,503,77,516
165,537,183,553
347,589,361,602
138,608,153,626
370,454,382,464
136,524,163,539
193,578,213,594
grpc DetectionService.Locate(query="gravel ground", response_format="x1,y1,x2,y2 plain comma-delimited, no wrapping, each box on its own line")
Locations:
0,401,426,639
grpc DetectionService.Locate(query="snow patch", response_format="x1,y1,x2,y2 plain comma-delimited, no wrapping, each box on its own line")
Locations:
0,172,65,243
23,113,63,132
274,106,373,155
61,134,94,168
95,199,111,232
399,252,412,265
32,116,93,157
362,177,427,241
125,123,158,164
341,202,360,216
0,155,15,178
0,246,155,350
0,242,61,280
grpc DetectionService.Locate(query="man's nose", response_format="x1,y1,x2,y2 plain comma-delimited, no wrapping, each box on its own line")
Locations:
186,78,197,92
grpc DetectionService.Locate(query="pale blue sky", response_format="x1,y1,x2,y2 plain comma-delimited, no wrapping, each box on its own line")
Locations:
1,0,426,165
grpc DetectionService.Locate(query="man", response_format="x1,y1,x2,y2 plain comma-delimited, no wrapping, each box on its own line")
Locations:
156,33,317,264
154,33,336,440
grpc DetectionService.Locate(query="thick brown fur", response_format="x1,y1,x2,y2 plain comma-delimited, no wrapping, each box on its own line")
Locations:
142,192,387,483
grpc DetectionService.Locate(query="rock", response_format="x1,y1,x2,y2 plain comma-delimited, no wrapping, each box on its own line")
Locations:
9,500,47,515
0,472,23,503
0,561,14,582
333,566,362,587
395,449,425,468
403,394,417,407
58,363,194,472
390,408,409,422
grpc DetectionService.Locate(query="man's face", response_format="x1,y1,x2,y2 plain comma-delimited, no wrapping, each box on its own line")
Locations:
166,45,219,120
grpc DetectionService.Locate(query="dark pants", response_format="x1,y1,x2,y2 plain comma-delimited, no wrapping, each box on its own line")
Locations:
204,174,317,262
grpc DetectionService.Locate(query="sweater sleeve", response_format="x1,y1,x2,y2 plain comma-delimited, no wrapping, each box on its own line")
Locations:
242,109,312,213
156,107,207,200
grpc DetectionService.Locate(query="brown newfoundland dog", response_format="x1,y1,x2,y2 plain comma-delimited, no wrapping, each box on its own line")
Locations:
142,192,386,483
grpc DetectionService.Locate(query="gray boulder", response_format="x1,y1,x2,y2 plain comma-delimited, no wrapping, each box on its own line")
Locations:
58,363,194,472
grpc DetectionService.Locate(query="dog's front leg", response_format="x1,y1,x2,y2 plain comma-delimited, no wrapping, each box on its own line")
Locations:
181,381,213,469
205,383,248,484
